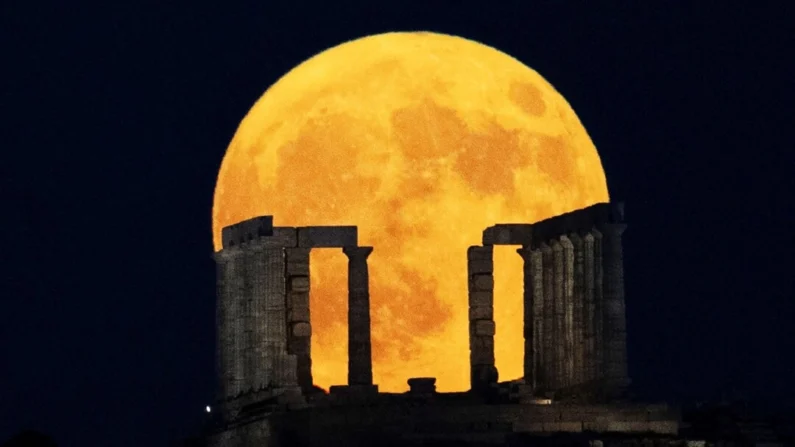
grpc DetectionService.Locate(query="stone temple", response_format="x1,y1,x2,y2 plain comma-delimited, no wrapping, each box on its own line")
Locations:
206,202,682,446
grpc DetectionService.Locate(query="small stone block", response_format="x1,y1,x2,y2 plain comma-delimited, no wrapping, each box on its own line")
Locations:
467,259,493,274
470,335,494,350
470,274,494,291
471,320,495,336
290,276,309,292
287,294,309,314
469,291,493,307
467,246,493,260
285,246,310,261
288,306,310,322
286,262,309,276
297,226,357,248
469,306,493,320
407,377,436,394
292,322,311,337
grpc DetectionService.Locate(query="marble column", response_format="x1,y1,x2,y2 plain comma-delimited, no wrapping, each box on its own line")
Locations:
560,235,575,388
232,251,247,396
343,246,374,386
540,243,555,392
598,223,629,394
468,245,497,392
285,247,312,392
516,246,541,393
570,232,586,387
592,229,605,383
582,232,597,383
261,246,293,388
551,240,565,390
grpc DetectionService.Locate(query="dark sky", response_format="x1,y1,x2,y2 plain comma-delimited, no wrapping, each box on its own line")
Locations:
2,1,794,445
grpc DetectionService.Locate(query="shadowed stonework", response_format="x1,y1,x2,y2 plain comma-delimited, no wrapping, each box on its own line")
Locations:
470,202,629,401
206,202,685,447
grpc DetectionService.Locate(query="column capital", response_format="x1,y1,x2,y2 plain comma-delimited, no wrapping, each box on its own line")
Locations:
343,245,373,260
516,245,534,260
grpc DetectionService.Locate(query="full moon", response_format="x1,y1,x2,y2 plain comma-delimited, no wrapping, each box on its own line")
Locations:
213,32,609,392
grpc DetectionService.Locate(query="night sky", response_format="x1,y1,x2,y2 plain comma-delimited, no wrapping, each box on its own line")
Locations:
2,1,794,445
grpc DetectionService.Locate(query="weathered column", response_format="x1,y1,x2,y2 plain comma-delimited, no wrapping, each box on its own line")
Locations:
243,249,262,392
516,246,539,393
540,243,555,392
343,246,374,386
560,235,575,388
592,229,605,383
246,248,263,391
232,250,246,396
285,247,312,392
260,244,295,388
214,251,238,400
530,249,545,393
468,245,497,392
582,232,596,383
569,233,586,387
598,222,630,395
551,240,565,390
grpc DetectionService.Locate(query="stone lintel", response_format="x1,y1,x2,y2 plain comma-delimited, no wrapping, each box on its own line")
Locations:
297,226,357,248
221,215,273,249
482,224,533,246
531,202,625,245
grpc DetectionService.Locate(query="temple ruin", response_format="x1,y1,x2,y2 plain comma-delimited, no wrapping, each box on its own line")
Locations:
468,202,630,401
213,219,377,404
207,202,682,446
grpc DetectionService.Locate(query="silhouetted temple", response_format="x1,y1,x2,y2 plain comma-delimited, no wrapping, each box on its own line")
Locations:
206,202,683,446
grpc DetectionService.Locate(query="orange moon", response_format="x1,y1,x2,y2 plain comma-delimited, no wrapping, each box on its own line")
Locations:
212,32,608,392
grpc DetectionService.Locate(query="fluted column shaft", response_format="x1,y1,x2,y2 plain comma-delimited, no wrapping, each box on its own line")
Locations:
343,246,374,386
570,233,586,387
539,243,555,392
598,223,629,391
